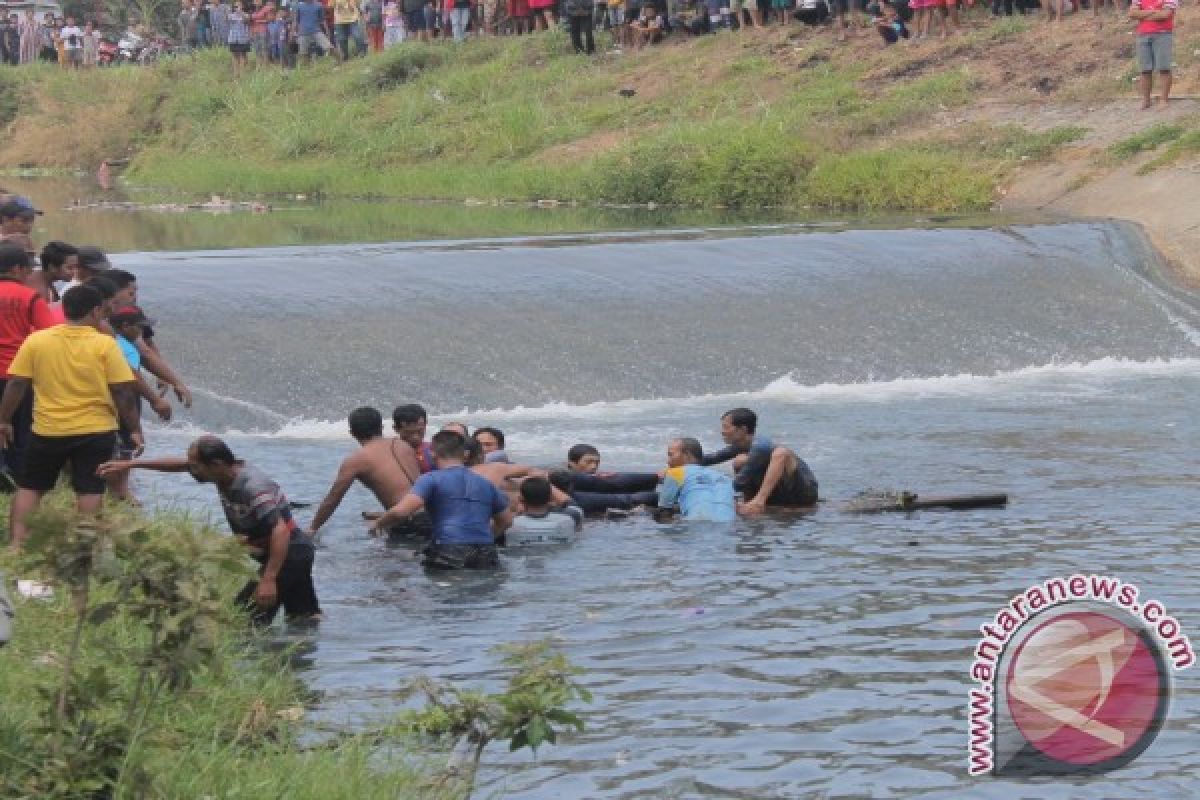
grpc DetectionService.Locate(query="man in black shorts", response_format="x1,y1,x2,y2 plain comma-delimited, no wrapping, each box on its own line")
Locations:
0,285,142,551
98,436,320,625
703,407,819,515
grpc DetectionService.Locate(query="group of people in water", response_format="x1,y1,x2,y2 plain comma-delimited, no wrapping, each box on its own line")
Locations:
95,404,819,624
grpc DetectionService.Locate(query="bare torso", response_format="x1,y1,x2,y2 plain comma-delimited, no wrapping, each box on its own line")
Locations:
355,436,421,508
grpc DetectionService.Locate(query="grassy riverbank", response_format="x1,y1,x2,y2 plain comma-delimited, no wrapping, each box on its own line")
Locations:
3,14,1196,213
0,496,435,799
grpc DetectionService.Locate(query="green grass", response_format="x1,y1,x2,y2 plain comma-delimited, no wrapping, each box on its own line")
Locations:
1110,122,1187,158
0,496,439,799
1139,127,1200,173
0,31,1114,213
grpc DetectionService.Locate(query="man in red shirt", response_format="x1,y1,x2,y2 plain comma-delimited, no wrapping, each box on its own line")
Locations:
1129,0,1177,110
0,243,56,480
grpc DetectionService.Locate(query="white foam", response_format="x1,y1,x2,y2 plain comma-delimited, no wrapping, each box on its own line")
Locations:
164,356,1200,441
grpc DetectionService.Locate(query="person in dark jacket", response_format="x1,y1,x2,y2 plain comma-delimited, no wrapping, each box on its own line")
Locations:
565,0,596,52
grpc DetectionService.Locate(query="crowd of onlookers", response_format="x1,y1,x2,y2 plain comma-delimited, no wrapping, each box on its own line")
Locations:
0,10,98,66
0,0,1176,107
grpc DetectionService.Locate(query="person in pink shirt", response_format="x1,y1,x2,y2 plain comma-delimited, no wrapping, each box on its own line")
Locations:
1129,0,1177,110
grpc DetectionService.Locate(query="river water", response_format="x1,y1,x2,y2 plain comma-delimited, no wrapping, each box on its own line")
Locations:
37,194,1200,797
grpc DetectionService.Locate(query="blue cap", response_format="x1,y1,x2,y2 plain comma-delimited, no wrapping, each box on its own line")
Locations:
13,196,42,216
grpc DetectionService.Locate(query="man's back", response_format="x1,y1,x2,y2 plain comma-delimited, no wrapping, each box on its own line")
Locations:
507,511,578,545
411,465,508,546
354,436,419,509
660,464,736,521
0,278,53,377
8,325,132,436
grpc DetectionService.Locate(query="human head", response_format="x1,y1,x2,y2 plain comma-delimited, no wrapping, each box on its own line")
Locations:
0,200,35,235
39,240,79,282
567,443,600,474
106,268,138,307
185,435,239,484
720,407,757,447
0,243,31,280
392,403,427,449
473,426,504,455
110,306,147,341
440,421,469,438
66,15,74,24
430,429,466,467
519,476,552,512
74,246,112,282
348,406,383,442
462,436,483,466
84,275,117,315
61,285,106,325
667,437,703,468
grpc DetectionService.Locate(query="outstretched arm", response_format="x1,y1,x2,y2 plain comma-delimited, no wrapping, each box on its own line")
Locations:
137,341,193,408
309,460,359,534
96,455,190,477
110,382,145,457
701,444,740,467
372,492,425,534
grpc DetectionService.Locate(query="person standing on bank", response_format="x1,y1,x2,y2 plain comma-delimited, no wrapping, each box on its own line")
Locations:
97,436,320,625
566,0,596,53
0,285,142,551
370,430,512,569
0,244,57,482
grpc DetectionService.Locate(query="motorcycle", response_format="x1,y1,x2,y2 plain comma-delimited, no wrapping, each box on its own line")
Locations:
117,29,144,63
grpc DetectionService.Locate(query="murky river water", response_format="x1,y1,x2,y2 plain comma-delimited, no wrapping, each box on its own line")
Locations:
22,178,1200,797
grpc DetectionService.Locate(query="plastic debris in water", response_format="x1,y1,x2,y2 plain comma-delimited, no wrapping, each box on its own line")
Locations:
683,607,706,617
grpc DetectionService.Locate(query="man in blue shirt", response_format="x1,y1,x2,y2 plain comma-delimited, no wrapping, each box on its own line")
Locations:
293,0,332,60
372,430,512,569
658,437,735,522
703,407,818,515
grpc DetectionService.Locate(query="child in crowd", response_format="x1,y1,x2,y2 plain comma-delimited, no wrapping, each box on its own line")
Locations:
870,1,909,42
81,21,98,66
384,0,404,44
606,0,625,47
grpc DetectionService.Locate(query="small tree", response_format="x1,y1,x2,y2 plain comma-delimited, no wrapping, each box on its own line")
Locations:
400,640,592,799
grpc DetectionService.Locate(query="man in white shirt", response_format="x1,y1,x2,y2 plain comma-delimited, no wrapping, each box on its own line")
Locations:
60,17,83,67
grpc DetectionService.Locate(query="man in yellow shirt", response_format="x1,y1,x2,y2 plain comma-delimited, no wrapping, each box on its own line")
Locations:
332,0,366,58
0,285,142,550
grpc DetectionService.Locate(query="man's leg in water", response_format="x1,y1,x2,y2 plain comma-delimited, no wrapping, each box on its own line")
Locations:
571,472,660,493
571,489,658,514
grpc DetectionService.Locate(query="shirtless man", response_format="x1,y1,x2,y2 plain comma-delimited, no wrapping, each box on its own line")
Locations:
463,436,572,508
308,406,421,537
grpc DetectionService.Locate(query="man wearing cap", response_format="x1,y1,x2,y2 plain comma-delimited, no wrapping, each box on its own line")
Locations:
0,285,143,551
0,197,40,241
0,243,55,481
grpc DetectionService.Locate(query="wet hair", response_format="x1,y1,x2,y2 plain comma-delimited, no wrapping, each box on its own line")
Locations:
0,242,29,273
348,406,383,440
675,437,704,463
193,435,237,466
547,469,574,493
39,241,78,271
441,421,469,437
84,275,116,299
519,476,552,507
463,437,483,465
392,403,427,427
431,429,466,460
75,246,111,275
567,443,599,464
105,268,137,289
473,426,505,449
721,407,757,434
61,285,104,321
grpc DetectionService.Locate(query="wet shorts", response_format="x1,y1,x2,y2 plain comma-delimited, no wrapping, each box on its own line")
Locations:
18,431,117,495
1137,31,1173,73
237,539,320,626
422,542,500,570
766,463,819,507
